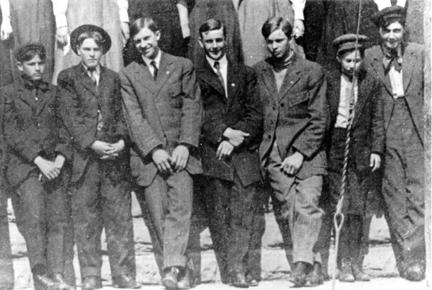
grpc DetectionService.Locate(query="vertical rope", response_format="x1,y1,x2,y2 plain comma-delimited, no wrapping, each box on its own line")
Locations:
331,1,363,289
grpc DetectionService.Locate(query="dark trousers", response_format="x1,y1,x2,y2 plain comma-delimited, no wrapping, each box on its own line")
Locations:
383,98,425,274
202,174,262,281
136,170,193,271
0,185,14,289
12,174,71,289
71,159,135,280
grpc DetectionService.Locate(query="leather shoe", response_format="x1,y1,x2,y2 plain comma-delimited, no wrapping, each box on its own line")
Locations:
230,271,249,288
113,274,140,288
53,273,75,290
338,259,355,282
34,274,63,290
177,268,191,289
82,276,102,290
306,262,323,286
404,263,425,281
290,262,310,287
245,275,259,287
162,267,180,289
351,263,370,282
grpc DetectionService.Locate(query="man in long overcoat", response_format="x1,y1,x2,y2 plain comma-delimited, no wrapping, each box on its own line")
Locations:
120,17,202,290
364,5,426,281
253,16,328,287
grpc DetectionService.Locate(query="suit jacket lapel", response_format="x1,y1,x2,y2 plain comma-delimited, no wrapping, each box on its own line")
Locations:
352,72,369,128
369,51,393,96
197,59,227,100
227,62,239,107
327,72,341,124
259,62,278,102
402,46,414,93
76,65,100,98
155,52,173,92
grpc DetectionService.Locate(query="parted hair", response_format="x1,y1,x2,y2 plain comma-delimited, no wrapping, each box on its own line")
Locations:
76,31,105,49
198,18,226,38
130,16,160,38
15,43,46,62
261,16,293,39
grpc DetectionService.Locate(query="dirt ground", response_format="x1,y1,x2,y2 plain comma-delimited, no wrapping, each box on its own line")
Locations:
7,195,429,289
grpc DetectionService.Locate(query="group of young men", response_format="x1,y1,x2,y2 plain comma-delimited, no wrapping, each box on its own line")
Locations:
0,3,426,290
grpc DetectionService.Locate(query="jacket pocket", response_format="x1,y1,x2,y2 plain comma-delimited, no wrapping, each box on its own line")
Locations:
289,90,309,107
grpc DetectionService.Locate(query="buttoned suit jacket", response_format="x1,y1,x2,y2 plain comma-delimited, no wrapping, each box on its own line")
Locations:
364,43,424,146
326,69,385,172
57,64,129,183
196,58,263,186
254,54,329,179
2,78,71,187
120,52,202,187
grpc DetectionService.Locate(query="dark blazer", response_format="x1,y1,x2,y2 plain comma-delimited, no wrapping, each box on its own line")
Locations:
326,69,385,172
57,64,129,182
254,54,329,179
365,43,425,145
2,78,71,187
120,52,202,187
196,58,263,186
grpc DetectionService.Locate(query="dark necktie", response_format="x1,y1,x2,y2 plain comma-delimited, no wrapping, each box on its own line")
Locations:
213,61,226,96
151,60,158,81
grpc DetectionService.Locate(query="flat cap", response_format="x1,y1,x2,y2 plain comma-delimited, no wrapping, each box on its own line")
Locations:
371,5,406,27
15,42,46,62
70,24,111,55
333,34,369,55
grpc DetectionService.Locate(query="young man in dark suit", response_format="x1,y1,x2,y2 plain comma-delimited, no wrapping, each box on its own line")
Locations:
195,18,263,288
56,25,138,290
315,34,384,283
365,5,426,281
2,43,73,290
253,16,328,287
120,17,202,290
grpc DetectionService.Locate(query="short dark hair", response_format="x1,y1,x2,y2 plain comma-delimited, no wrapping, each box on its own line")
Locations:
261,16,293,39
198,18,226,39
130,16,159,38
76,31,105,49
15,43,46,62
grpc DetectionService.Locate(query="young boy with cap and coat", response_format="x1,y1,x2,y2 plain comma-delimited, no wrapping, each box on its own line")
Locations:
364,5,426,281
56,24,139,290
2,43,73,290
315,34,384,283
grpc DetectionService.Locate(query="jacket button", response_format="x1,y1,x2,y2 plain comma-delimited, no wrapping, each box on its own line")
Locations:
281,103,285,107
272,106,276,110
267,135,271,139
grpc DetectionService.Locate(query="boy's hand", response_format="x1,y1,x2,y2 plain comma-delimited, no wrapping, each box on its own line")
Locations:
152,149,173,174
91,140,113,156
370,153,381,172
281,151,304,176
216,141,234,160
171,145,189,172
54,155,66,170
34,156,60,180
0,20,12,41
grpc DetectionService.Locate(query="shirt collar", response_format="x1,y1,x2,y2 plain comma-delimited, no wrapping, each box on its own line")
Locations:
206,55,228,71
82,63,101,75
21,74,49,91
142,50,162,68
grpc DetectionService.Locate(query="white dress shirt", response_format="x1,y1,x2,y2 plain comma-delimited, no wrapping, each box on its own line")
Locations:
388,66,404,98
206,55,228,97
335,74,358,128
142,50,162,78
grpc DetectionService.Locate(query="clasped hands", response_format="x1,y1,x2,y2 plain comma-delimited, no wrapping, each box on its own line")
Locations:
216,128,250,160
34,155,66,181
152,145,190,174
91,139,125,160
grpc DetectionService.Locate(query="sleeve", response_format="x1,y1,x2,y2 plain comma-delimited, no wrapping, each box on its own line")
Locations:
292,0,306,20
292,66,329,158
179,60,202,148
231,68,263,147
370,80,385,155
112,75,129,143
117,0,129,23
53,91,72,160
201,88,229,146
4,94,42,163
0,0,10,25
51,0,69,28
120,70,163,158
177,1,190,38
56,72,97,151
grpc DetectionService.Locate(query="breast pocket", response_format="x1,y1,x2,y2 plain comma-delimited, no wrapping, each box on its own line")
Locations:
168,83,184,108
289,90,309,107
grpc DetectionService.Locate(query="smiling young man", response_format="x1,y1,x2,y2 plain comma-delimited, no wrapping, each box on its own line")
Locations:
253,16,328,287
2,43,73,290
315,34,384,283
120,17,202,290
56,25,138,290
364,5,426,281
194,18,263,288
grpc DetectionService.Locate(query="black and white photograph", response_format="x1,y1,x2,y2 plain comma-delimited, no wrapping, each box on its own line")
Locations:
0,0,430,289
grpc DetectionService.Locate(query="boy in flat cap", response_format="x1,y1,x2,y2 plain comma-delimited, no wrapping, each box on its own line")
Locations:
364,5,426,281
2,43,73,290
315,34,384,283
56,25,139,290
